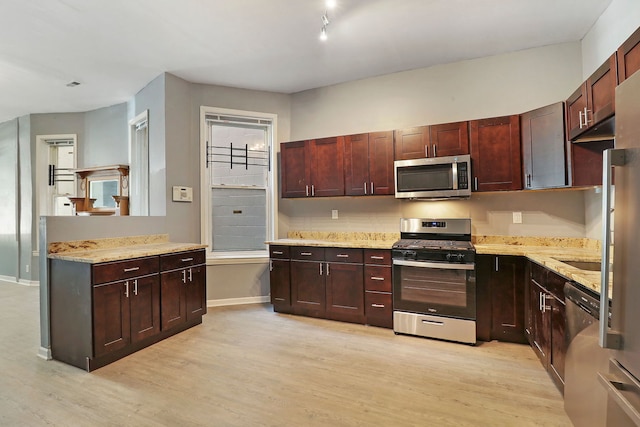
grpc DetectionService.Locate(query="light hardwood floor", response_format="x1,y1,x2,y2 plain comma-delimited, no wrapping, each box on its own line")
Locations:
0,282,572,426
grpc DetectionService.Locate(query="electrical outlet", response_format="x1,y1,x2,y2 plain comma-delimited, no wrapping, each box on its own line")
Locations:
331,209,338,219
25,264,30,273
513,212,522,224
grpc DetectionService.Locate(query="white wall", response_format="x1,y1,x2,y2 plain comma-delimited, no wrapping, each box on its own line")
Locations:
291,43,582,140
582,0,640,78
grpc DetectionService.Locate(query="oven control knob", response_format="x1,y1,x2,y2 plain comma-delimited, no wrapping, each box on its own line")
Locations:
403,250,417,260
456,254,465,262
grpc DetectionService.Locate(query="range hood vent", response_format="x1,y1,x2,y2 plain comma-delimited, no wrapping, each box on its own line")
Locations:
571,115,615,143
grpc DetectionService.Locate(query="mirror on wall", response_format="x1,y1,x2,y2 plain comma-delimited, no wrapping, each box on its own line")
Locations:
68,165,129,215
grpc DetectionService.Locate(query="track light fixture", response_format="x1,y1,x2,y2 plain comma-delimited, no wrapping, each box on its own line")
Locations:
320,10,330,41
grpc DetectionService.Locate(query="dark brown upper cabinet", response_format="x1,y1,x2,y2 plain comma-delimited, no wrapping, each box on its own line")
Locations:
618,26,640,83
344,131,394,196
429,121,470,158
566,54,617,141
395,123,469,160
520,102,567,190
281,137,345,198
469,115,522,192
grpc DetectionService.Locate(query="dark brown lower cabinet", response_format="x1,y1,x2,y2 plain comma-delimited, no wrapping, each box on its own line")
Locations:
325,261,365,323
476,254,527,343
50,249,206,372
526,261,567,393
364,249,393,328
291,258,326,317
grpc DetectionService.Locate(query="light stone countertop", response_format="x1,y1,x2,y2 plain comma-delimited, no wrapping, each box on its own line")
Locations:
48,235,207,264
269,231,607,296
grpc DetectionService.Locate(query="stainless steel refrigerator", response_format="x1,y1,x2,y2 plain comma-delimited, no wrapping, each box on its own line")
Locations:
595,67,640,426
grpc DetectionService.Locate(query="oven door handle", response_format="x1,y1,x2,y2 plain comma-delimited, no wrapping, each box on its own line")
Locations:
392,259,475,271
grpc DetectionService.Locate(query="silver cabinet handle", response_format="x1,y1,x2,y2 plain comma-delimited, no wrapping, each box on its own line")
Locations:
433,145,437,157
370,277,385,281
371,304,385,308
526,174,531,188
584,107,592,126
272,251,283,255
124,267,140,272
579,110,584,128
269,260,273,272
133,279,138,296
189,268,193,282
311,184,315,196
319,262,323,275
370,256,384,260
364,182,367,195
474,177,478,191
124,281,129,298
182,270,187,284
371,182,374,194
495,257,499,272
539,292,543,312
425,145,429,157
300,252,312,256
336,254,349,258
181,257,194,262
600,148,625,349
305,185,309,197
326,262,330,275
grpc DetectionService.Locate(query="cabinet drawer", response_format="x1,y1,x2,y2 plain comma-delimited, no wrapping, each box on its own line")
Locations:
364,265,391,292
364,249,391,266
269,245,290,259
92,256,159,285
291,246,325,261
530,261,546,286
160,250,206,272
365,291,393,328
325,248,363,263
545,270,567,300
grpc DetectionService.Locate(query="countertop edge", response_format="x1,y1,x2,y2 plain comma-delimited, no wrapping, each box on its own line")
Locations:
48,243,208,264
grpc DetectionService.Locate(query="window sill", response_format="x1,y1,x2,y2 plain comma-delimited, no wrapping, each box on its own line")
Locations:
206,253,269,266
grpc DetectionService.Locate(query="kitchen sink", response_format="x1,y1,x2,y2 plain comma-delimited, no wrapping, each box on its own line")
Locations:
555,260,603,271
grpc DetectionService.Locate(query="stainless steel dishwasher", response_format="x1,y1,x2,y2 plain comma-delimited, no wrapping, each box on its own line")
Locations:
564,281,612,427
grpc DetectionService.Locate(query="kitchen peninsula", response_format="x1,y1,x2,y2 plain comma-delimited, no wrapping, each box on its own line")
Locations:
48,234,207,371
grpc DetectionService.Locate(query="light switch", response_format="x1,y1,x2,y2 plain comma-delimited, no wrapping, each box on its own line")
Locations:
332,209,338,219
172,186,193,202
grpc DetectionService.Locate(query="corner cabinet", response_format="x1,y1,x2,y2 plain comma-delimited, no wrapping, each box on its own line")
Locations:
49,248,206,371
469,115,522,192
281,137,345,198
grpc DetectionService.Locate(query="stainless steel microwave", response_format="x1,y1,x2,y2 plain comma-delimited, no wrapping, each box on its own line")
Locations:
394,154,471,199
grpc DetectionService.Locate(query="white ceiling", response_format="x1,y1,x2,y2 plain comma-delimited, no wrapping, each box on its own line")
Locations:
0,0,613,123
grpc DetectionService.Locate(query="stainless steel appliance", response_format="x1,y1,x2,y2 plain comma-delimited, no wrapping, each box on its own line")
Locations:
392,218,476,344
565,68,640,426
564,281,612,427
394,154,471,199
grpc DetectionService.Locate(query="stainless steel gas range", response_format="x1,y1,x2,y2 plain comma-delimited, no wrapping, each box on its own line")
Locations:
392,218,476,344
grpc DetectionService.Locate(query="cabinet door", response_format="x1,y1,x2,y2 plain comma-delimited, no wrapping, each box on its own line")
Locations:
490,256,526,343
185,265,207,321
291,260,325,316
344,133,370,196
520,102,567,189
368,131,395,195
93,281,131,357
530,281,549,367
325,262,364,323
161,269,187,330
429,121,469,157
310,136,345,197
474,254,492,342
281,140,310,198
586,54,617,127
566,84,588,141
394,126,430,160
129,275,160,343
469,115,522,192
549,295,566,392
270,259,291,311
618,26,640,83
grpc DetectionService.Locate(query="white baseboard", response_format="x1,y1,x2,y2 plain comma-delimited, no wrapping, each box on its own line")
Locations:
207,296,270,307
19,279,40,287
0,276,39,287
38,346,52,360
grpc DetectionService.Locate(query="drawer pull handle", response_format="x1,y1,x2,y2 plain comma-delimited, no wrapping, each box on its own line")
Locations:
370,277,385,281
272,251,283,255
370,256,385,260
336,254,349,258
300,252,312,256
124,267,140,272
371,303,385,308
181,257,194,262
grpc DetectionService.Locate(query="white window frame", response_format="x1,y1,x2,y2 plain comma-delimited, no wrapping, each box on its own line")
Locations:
200,106,277,262
128,110,149,216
